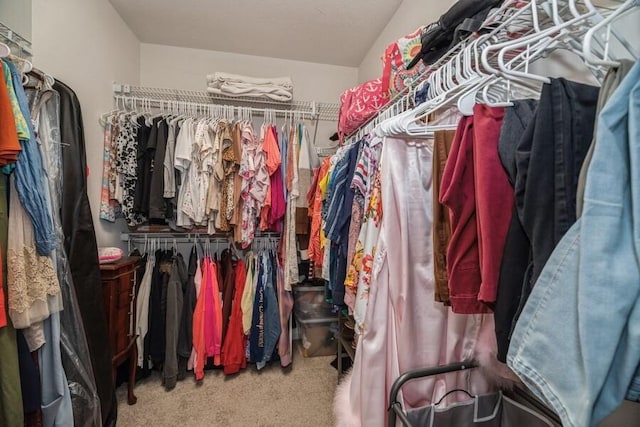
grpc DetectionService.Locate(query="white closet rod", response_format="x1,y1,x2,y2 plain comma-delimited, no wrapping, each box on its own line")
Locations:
122,232,281,241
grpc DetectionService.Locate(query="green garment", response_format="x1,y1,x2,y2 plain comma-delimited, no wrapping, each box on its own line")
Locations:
0,174,24,427
2,61,29,141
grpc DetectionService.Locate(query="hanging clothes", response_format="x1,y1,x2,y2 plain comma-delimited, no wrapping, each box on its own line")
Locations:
28,75,101,427
431,129,456,305
0,61,22,166
260,124,282,231
255,251,281,370
238,122,260,246
206,256,223,366
135,254,155,368
230,122,245,241
220,258,247,375
177,245,198,379
5,60,56,256
192,253,207,381
349,140,383,331
221,250,236,338
99,116,118,222
7,175,62,341
241,251,257,334
308,157,331,269
283,124,299,289
163,253,186,390
117,116,146,226
276,261,293,368
147,249,171,368
439,115,491,314
0,175,24,427
57,77,117,427
493,99,539,362
27,79,77,427
344,137,493,426
248,255,266,364
148,119,169,220
326,142,359,306
507,63,640,427
217,121,238,232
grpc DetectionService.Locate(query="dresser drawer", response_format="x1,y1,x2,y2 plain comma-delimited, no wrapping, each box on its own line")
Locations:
99,256,141,405
115,307,132,352
117,278,134,309
100,257,141,356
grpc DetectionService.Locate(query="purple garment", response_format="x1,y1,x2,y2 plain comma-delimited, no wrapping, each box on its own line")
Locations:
269,165,286,231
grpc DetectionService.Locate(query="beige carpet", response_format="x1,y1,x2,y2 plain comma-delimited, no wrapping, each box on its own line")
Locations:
115,348,337,427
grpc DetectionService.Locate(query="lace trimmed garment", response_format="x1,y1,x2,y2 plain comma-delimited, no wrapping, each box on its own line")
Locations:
7,175,62,331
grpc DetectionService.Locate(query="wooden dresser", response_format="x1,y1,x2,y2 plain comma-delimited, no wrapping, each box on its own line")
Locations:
100,256,141,405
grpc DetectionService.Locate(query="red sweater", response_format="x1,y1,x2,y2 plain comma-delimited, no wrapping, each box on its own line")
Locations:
221,260,247,375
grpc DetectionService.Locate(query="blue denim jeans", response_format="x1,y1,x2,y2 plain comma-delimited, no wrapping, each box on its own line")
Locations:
257,252,281,370
249,255,265,364
508,60,640,427
5,60,56,255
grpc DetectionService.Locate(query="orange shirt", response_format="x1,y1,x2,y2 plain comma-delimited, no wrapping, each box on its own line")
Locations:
260,126,282,230
0,73,21,166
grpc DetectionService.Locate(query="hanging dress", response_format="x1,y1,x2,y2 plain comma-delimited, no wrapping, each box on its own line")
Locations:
220,258,247,375
7,175,62,345
346,137,494,426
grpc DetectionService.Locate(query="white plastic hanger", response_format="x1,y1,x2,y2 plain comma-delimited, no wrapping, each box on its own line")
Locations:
8,54,31,73
456,35,496,116
496,8,597,85
371,0,546,135
0,42,9,58
582,0,639,68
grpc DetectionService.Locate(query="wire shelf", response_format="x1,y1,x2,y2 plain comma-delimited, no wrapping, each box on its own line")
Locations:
114,83,340,121
0,21,32,58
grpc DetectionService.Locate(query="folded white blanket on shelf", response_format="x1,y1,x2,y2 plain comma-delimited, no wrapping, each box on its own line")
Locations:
206,72,294,101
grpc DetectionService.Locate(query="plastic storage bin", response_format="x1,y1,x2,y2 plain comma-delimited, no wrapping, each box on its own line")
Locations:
293,286,335,320
294,285,338,357
298,316,338,357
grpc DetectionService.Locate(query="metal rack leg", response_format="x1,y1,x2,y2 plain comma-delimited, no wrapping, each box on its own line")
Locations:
337,326,343,378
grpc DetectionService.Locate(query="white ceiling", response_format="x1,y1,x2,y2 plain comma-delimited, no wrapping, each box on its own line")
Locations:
109,0,403,67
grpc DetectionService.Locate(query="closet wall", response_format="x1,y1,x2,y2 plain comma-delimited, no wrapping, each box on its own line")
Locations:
31,0,140,247
140,43,358,101
139,43,358,149
27,0,358,247
0,0,32,41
